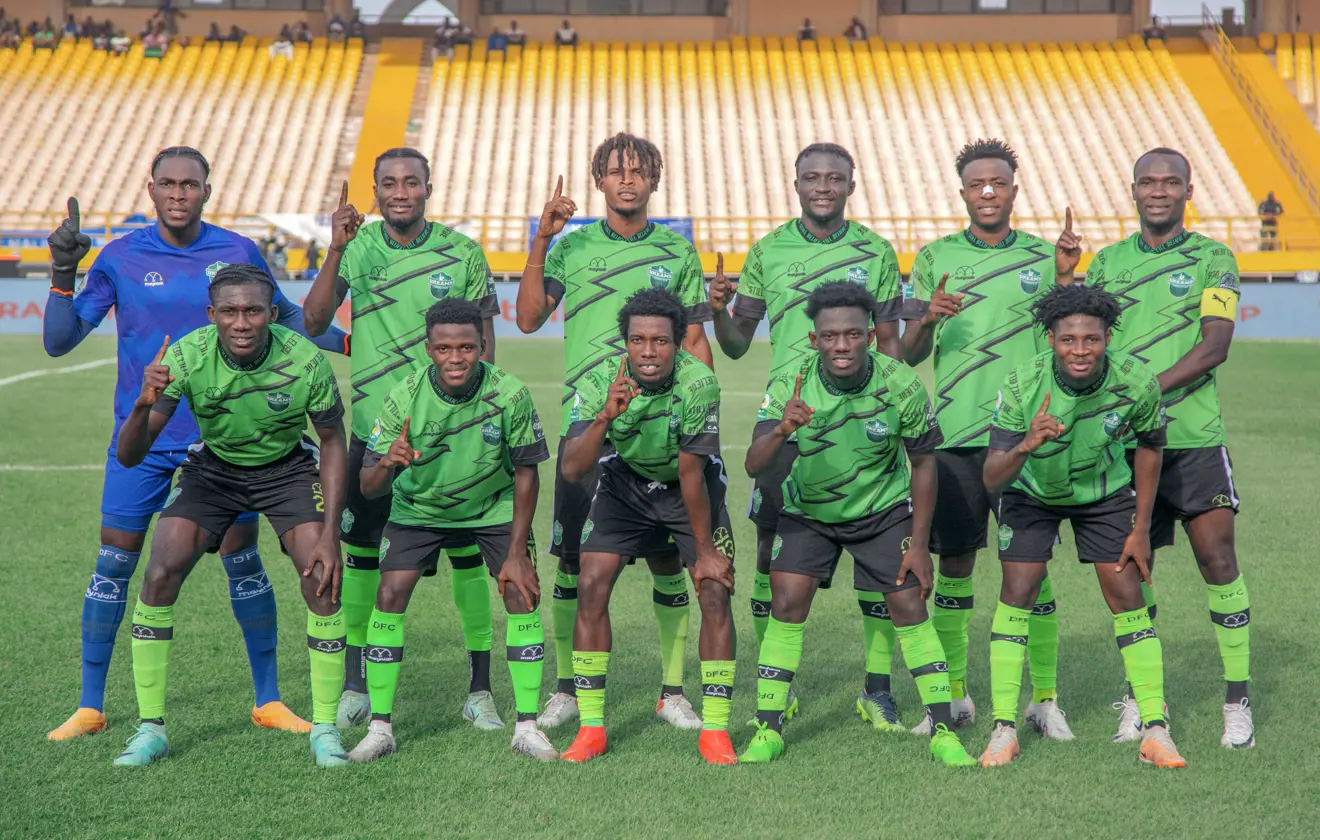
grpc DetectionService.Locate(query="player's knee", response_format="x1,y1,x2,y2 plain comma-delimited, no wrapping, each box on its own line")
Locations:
938,553,975,579
375,580,411,613
100,527,147,554
1196,548,1239,585
998,570,1040,610
769,593,809,624
139,562,181,605
217,523,259,556
755,529,776,575
885,591,927,627
502,588,532,615
697,583,732,619
644,552,683,576
558,557,581,577
303,583,337,616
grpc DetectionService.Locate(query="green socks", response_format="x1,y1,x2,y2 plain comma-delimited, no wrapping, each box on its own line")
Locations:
931,573,973,699
552,570,578,693
751,571,772,645
448,547,493,653
896,618,953,729
755,618,805,733
365,609,405,719
1114,607,1165,726
652,573,690,691
1208,575,1251,696
1141,580,1158,622
989,601,1032,725
1028,576,1059,704
130,601,173,721
858,591,895,694
306,609,346,725
506,608,545,721
700,661,736,731
342,545,381,693
573,651,610,726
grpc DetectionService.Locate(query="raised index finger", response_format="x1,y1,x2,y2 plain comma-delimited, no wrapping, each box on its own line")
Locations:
793,373,802,400
616,355,628,381
67,196,81,230
1036,391,1051,417
935,272,948,294
152,335,171,364
338,181,348,209
398,416,411,440
554,175,563,199
1064,206,1073,233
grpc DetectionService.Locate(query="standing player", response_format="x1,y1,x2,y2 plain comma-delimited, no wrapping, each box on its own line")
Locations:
516,134,714,729
43,147,349,740
899,139,1081,738
707,143,902,722
556,289,737,764
979,284,1185,769
110,266,350,768
302,149,504,731
1078,148,1253,748
739,283,977,767
346,299,557,763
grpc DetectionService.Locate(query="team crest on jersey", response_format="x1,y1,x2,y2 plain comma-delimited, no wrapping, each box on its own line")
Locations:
1102,410,1127,438
266,392,292,411
205,261,229,282
588,257,608,272
864,419,890,443
669,413,682,434
846,266,869,286
998,524,1013,551
751,488,763,514
165,486,182,507
341,509,355,533
379,538,390,559
648,264,674,289
1019,268,1042,294
552,520,564,545
428,271,454,299
480,421,502,445
787,262,807,278
901,281,914,300
771,535,783,560
1167,272,1194,298
581,519,594,541
569,392,582,423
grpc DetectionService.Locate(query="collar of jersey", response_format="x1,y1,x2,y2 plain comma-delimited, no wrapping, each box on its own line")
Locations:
1135,229,1191,254
218,332,273,371
796,218,849,244
634,364,676,397
429,362,485,404
600,220,655,242
1051,354,1109,398
816,355,873,396
963,229,1017,250
381,221,433,250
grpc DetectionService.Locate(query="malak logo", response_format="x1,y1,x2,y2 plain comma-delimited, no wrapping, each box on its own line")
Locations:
266,392,292,411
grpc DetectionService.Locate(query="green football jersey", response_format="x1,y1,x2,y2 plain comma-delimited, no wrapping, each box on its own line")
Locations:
903,230,1056,449
732,219,901,387
544,221,711,433
157,324,343,467
755,352,942,524
366,362,549,528
1085,231,1239,449
989,351,1167,506
339,220,498,440
566,351,720,484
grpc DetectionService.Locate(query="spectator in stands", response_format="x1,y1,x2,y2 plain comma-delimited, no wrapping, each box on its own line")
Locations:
226,24,245,43
62,15,77,41
304,240,322,281
798,17,815,41
205,22,222,42
328,13,346,41
434,18,454,57
0,22,18,50
507,20,525,46
348,11,366,41
844,16,866,42
487,26,507,53
294,21,312,43
111,29,132,56
139,17,154,39
79,16,96,40
272,25,294,58
278,23,294,42
452,22,472,47
25,19,37,36
143,21,169,57
555,19,578,47
1258,191,1283,251
33,17,55,49
1142,16,1166,44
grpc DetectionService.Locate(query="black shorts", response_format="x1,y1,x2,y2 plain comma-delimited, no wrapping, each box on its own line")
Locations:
930,447,999,556
1125,446,1240,549
549,437,595,563
771,503,918,594
342,434,392,551
997,489,1135,564
161,442,325,554
378,521,536,577
580,456,734,568
747,441,798,532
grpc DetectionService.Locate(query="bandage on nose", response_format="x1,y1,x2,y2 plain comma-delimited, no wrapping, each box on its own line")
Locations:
981,185,995,198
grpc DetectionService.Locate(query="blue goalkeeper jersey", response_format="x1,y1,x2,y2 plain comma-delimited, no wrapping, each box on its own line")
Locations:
57,222,348,452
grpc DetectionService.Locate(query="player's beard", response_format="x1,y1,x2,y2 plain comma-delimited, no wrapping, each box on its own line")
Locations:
385,209,426,234
607,200,647,221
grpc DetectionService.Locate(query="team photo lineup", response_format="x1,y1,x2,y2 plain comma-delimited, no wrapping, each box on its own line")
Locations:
36,129,1256,777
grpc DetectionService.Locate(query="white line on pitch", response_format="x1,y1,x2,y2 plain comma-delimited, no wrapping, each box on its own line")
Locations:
0,358,115,387
0,464,102,472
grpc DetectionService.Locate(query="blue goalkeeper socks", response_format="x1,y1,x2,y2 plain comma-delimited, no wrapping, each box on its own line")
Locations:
80,545,140,710
220,546,281,707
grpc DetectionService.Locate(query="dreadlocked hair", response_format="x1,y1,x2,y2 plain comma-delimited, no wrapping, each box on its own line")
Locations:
805,281,877,323
209,263,274,304
151,146,210,179
954,138,1018,177
374,147,431,182
618,287,687,343
1030,283,1122,332
426,297,483,338
591,133,663,190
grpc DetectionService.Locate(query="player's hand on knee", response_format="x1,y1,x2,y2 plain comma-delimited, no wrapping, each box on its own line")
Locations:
1116,530,1153,586
536,175,577,241
896,542,934,599
599,357,638,422
498,554,540,609
1020,391,1066,454
137,336,174,407
1055,207,1082,277
304,535,343,602
922,274,964,326
329,181,364,252
380,417,421,468
708,253,737,312
693,548,735,596
776,374,815,437
48,196,92,272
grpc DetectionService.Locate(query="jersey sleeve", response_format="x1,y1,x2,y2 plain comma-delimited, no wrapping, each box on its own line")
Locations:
152,338,190,419
564,365,607,438
988,375,1027,451
367,381,407,456
752,371,792,439
896,373,943,456
901,245,934,321
730,242,767,322
1130,370,1168,448
542,237,569,310
675,245,712,325
679,376,720,455
305,351,345,429
1198,247,1240,323
1084,247,1108,285
71,261,117,327
464,242,500,319
870,242,902,324
503,385,551,466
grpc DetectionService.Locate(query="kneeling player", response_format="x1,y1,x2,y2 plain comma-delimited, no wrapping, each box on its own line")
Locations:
980,284,1184,769
112,266,350,768
739,283,976,767
346,299,557,763
559,289,738,765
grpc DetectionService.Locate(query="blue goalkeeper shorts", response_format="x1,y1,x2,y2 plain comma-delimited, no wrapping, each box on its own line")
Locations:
100,446,259,533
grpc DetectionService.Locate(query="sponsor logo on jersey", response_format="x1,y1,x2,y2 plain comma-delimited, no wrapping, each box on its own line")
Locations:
954,266,975,283
428,271,454,299
998,524,1013,551
900,536,912,553
588,257,607,272
165,486,182,507
422,420,443,436
864,419,889,443
1019,268,1042,293
581,519,594,541
205,261,229,282
787,261,806,278
144,271,164,288
531,410,545,440
203,386,224,402
1213,494,1233,508
648,264,674,289
266,392,292,411
480,421,502,445
846,266,869,285
702,403,719,433
552,520,563,545
1102,410,1125,438
341,509,355,533
1168,271,1194,297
